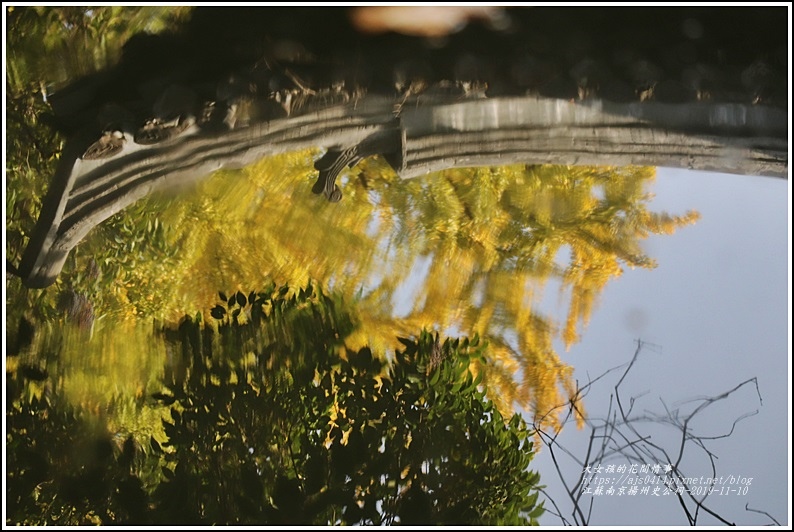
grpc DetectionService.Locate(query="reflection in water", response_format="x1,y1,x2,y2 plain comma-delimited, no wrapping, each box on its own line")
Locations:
6,156,699,524
7,155,702,427
130,157,698,423
5,7,192,96
7,320,170,437
5,6,712,525
8,284,544,525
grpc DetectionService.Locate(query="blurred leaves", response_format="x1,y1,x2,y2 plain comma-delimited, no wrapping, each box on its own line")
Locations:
5,392,161,525
150,282,545,525
6,5,698,434
150,158,698,430
6,6,191,95
6,281,545,525
5,13,699,526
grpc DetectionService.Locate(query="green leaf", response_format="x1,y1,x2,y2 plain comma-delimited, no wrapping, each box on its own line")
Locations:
528,503,545,519
428,367,441,386
461,377,480,396
525,491,538,509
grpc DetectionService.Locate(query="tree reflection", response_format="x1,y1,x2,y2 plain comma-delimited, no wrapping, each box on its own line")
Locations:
99,157,698,427
6,6,191,95
4,5,701,430
6,282,544,525
5,7,710,525
6,149,700,429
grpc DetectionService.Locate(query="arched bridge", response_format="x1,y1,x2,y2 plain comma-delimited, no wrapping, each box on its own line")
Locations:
15,93,788,288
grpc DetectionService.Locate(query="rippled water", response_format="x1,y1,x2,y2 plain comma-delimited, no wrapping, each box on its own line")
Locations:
5,6,788,526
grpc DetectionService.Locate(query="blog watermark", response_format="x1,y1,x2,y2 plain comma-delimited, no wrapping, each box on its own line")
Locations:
579,463,753,496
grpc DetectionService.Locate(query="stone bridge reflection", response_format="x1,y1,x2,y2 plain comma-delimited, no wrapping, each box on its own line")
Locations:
16,91,787,288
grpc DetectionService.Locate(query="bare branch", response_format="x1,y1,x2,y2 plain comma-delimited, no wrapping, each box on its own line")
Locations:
693,409,759,441
744,503,781,526
534,340,774,526
538,486,572,526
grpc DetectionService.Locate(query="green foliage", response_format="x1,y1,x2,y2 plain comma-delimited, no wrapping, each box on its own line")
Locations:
4,5,190,328
6,7,699,429
6,282,544,525
150,282,544,525
5,82,66,324
5,391,160,525
5,6,191,95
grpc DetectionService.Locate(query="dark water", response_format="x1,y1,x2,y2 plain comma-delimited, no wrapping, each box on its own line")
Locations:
5,7,787,526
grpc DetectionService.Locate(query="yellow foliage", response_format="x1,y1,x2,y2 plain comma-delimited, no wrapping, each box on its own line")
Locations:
63,154,697,436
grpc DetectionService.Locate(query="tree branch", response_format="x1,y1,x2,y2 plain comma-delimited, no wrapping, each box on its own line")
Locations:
534,339,773,526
